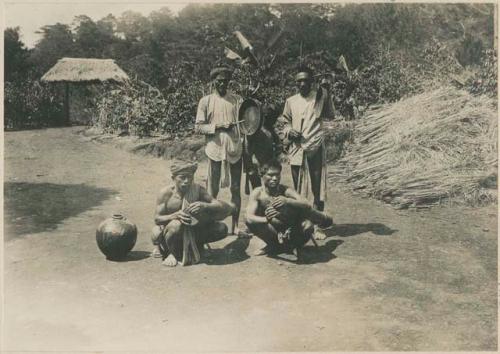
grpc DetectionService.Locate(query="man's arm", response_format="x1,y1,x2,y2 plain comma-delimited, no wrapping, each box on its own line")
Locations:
184,186,234,221
154,187,188,225
196,186,220,213
245,188,268,225
271,187,311,213
278,98,301,142
194,95,235,134
194,96,216,135
183,186,222,215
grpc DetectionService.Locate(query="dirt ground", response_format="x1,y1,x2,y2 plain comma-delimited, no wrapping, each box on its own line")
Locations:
2,127,497,352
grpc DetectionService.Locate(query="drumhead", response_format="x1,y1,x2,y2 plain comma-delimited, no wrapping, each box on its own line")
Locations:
238,99,261,136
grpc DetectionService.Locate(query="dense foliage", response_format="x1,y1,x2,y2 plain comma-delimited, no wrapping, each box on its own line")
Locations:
4,3,496,132
4,76,63,129
466,49,498,97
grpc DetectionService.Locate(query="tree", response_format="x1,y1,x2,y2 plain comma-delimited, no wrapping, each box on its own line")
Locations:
30,23,75,75
73,15,104,58
4,27,30,82
116,11,151,42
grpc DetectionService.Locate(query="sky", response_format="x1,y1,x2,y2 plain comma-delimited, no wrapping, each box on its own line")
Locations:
4,1,188,48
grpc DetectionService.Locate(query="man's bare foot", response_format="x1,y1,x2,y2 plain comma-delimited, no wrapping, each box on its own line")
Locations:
151,245,162,258
280,248,298,262
162,254,178,267
237,228,253,239
253,245,277,256
230,226,251,238
313,226,327,240
253,248,268,256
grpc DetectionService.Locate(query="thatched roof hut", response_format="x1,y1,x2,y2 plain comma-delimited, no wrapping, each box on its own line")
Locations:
41,58,129,83
41,58,129,125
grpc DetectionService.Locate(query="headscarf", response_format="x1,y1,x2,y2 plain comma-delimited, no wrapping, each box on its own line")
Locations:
170,160,198,176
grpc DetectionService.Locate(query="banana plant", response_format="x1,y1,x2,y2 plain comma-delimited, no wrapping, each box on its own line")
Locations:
224,29,286,97
225,29,285,70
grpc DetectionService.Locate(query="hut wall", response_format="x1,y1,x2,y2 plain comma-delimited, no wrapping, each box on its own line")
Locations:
68,84,101,124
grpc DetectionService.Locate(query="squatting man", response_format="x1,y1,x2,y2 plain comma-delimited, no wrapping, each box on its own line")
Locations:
246,159,333,262
151,160,234,267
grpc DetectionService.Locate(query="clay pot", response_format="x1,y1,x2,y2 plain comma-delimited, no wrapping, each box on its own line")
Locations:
96,214,137,260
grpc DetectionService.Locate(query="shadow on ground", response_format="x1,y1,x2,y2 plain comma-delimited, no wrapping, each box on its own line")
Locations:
271,239,344,265
327,223,397,237
4,182,117,240
204,237,251,266
107,251,152,262
301,239,344,264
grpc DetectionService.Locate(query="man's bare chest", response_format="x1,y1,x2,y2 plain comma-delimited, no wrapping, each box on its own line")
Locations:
164,194,183,214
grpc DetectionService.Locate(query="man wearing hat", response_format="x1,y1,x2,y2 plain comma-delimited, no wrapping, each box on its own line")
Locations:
281,65,334,240
151,159,234,267
195,66,244,236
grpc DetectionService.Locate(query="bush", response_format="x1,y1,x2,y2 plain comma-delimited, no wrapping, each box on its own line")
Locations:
351,39,464,109
94,78,206,137
4,78,63,130
466,49,497,97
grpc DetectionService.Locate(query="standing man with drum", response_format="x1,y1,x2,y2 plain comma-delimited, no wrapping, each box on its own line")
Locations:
281,65,334,240
195,66,243,236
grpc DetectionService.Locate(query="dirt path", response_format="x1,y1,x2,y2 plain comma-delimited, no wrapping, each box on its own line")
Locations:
2,127,497,352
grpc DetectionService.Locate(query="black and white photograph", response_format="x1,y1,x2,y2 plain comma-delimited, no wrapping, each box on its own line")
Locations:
2,1,498,352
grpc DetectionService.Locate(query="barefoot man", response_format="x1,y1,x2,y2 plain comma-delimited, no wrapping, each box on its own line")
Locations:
151,160,234,267
195,65,243,236
281,65,334,240
245,159,333,263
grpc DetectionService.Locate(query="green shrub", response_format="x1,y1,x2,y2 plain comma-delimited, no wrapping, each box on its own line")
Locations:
4,78,63,130
467,49,497,97
94,79,207,137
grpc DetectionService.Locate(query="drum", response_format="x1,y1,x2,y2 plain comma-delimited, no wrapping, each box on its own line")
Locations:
238,99,261,136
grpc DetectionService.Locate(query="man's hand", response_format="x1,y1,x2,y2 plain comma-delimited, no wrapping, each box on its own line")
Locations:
271,196,287,210
288,129,302,141
265,206,280,220
185,202,204,216
216,122,233,132
175,210,192,225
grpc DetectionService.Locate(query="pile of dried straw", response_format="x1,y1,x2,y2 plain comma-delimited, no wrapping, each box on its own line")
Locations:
329,86,497,209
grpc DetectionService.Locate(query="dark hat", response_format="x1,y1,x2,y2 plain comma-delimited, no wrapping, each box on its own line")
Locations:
210,66,233,80
296,65,314,78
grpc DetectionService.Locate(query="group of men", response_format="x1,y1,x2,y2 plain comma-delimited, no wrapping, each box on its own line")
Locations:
152,64,333,266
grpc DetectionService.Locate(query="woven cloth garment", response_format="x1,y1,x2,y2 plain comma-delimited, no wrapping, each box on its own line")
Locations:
180,184,201,266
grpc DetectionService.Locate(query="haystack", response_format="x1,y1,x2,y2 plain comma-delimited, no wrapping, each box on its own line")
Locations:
329,86,498,209
41,58,129,124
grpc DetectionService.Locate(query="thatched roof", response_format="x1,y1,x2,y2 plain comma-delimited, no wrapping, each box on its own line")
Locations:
41,58,129,83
